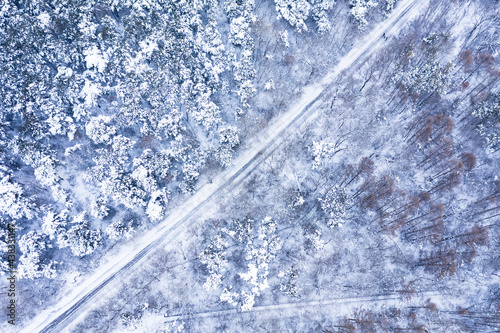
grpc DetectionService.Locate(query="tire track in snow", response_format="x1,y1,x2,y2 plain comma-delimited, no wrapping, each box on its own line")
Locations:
163,291,441,322
22,0,427,331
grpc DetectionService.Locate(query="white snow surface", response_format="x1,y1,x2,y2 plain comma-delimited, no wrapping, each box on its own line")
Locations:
21,0,429,331
162,291,440,323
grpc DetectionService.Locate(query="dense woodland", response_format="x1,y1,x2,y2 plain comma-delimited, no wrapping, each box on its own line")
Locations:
1,0,499,332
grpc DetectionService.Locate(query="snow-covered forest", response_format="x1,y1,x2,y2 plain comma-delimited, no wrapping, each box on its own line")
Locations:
1,0,499,332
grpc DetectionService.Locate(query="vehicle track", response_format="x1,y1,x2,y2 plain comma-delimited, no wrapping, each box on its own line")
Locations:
163,291,441,322
22,0,427,331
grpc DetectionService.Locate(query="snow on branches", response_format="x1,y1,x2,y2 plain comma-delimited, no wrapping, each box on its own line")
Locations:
200,217,282,310
319,186,352,227
350,0,378,26
310,140,337,170
275,0,311,32
18,231,57,279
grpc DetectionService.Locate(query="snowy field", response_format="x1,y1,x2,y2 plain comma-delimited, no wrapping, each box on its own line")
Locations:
1,0,499,332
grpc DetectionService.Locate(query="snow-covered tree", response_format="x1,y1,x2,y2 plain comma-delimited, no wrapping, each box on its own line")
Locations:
201,217,282,310
275,0,311,32
179,149,208,193
304,227,325,250
238,217,282,310
224,218,254,243
131,149,172,194
200,234,228,291
146,189,169,221
473,95,500,151
217,126,240,167
382,0,396,12
158,110,183,139
90,197,109,219
319,186,352,227
230,17,251,46
350,0,378,26
310,0,336,33
0,167,33,219
18,231,57,279
310,140,337,170
41,209,68,240
85,115,116,145
278,266,300,298
58,213,101,257
105,216,136,241
191,86,222,131
33,155,61,189
398,61,453,95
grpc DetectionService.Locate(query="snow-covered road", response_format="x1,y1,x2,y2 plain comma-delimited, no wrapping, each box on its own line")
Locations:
22,0,428,331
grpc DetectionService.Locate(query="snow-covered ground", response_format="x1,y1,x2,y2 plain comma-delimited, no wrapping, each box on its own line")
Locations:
20,1,431,332
163,291,441,323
